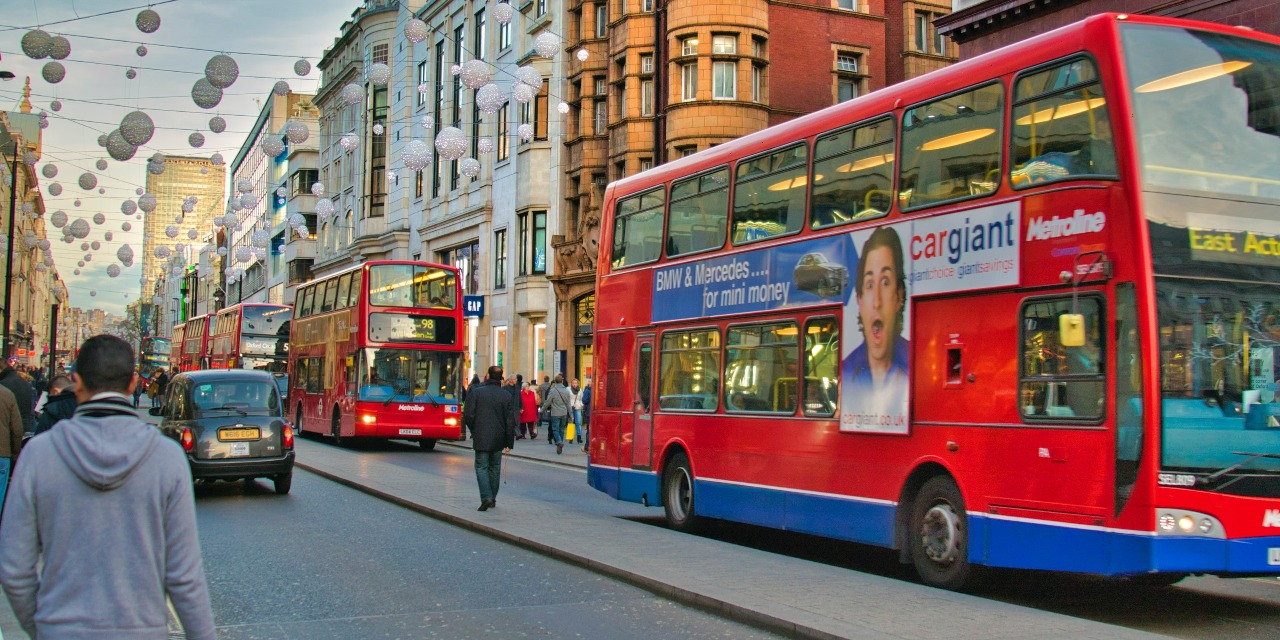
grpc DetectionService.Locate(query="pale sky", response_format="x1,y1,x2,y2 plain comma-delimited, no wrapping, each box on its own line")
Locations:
0,0,363,316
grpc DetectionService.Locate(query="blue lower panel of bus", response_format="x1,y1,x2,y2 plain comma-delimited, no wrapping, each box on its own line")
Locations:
589,465,1280,575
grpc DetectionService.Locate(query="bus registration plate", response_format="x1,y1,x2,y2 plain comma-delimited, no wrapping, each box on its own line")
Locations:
399,428,422,436
219,428,260,441
1269,548,1280,566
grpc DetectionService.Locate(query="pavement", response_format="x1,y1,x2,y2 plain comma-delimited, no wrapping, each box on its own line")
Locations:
294,435,1174,640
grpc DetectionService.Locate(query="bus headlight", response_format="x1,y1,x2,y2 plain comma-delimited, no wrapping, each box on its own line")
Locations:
361,414,376,424
1155,509,1224,538
444,417,458,426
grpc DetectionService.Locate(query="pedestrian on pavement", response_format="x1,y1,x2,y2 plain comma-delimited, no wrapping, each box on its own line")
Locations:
569,378,582,443
0,357,35,436
0,383,24,516
33,374,76,436
0,335,216,640
132,368,145,407
155,367,171,409
519,381,539,440
462,373,482,439
578,378,592,453
505,374,523,438
542,374,574,455
537,375,552,442
461,365,516,512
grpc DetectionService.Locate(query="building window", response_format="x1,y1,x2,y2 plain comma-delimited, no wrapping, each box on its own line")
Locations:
536,0,547,17
433,39,445,198
594,76,607,95
713,61,736,99
752,37,766,58
837,78,859,102
641,79,653,116
475,9,487,59
494,229,507,289
916,11,947,55
291,169,319,196
497,102,510,160
681,36,699,56
838,0,856,9
372,43,389,65
517,210,548,275
640,53,654,73
837,52,859,72
712,35,736,54
453,24,466,125
677,145,697,158
595,3,607,37
835,51,863,103
681,63,697,101
414,169,424,198
594,101,607,134
642,0,653,10
752,64,762,102
640,157,652,172
417,61,428,106
499,14,512,50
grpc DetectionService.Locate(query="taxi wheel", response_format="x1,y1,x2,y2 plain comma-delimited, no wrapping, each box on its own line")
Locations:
274,472,292,495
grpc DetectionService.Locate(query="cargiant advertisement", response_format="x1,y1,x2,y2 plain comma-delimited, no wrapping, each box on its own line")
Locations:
652,201,1020,434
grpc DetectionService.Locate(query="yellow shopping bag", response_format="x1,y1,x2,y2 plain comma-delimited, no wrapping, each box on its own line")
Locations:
565,422,576,442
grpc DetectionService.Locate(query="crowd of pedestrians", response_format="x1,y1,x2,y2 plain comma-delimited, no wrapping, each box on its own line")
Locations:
462,370,592,454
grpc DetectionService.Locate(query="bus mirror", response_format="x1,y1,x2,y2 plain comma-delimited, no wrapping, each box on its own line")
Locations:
1059,313,1086,347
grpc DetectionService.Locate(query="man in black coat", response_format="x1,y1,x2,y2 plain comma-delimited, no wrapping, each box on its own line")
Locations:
0,358,34,435
33,375,76,435
461,366,516,512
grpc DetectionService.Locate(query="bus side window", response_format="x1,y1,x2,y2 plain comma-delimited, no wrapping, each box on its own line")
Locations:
1019,297,1104,420
667,168,729,258
725,322,799,413
803,317,839,417
1010,57,1118,188
732,144,808,244
811,118,895,229
900,82,1004,210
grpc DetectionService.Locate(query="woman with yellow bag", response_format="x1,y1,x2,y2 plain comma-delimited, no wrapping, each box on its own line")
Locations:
540,374,574,454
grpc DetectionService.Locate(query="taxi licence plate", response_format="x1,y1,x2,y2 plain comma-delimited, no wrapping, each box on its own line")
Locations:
230,443,250,457
1269,548,1280,566
219,428,260,441
399,428,422,436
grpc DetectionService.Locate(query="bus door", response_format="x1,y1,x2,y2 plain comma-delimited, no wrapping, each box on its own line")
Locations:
630,337,655,469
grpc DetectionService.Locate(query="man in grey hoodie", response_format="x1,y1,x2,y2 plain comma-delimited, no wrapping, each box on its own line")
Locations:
0,335,216,640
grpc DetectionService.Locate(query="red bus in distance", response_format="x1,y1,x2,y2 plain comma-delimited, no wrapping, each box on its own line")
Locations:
587,13,1280,590
208,303,292,374
173,315,210,371
288,260,465,449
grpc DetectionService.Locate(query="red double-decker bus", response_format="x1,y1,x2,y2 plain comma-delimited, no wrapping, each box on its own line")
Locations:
588,14,1280,589
208,303,292,374
289,260,465,449
173,315,211,371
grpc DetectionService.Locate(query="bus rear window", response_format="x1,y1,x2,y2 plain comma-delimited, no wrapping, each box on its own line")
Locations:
900,82,1004,210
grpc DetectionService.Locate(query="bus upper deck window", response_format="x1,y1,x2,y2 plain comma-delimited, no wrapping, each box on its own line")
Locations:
668,168,729,257
900,83,1004,210
612,187,666,268
1010,57,1118,187
732,143,808,244
812,118,895,229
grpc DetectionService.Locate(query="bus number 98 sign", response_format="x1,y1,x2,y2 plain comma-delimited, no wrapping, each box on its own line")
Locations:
369,313,438,343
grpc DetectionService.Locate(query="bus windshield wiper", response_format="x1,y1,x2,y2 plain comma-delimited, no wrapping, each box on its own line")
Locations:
384,384,409,406
1202,451,1280,484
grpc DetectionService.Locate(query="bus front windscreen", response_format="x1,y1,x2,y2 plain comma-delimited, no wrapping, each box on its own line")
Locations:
1127,25,1280,496
368,265,458,310
357,348,462,404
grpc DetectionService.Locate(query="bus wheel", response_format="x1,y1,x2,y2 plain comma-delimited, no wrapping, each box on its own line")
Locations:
331,409,346,447
910,476,981,591
662,451,699,533
419,438,437,451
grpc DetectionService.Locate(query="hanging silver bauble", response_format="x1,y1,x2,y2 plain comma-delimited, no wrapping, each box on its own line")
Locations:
288,213,306,228
97,134,108,147
147,160,166,175
512,82,536,104
50,100,62,112
372,123,384,135
136,45,148,57
165,225,179,239
73,269,80,276
460,59,494,90
339,133,359,151
577,49,590,62
252,229,269,248
39,239,51,252
478,137,494,153
92,213,106,225
368,63,392,86
126,68,138,80
78,173,97,190
69,218,89,239
534,32,561,58
460,158,481,178
451,64,462,76
95,159,108,171
208,116,226,133
557,101,570,114
294,59,311,76
181,200,195,213
235,246,252,263
121,221,132,231
191,78,223,109
107,264,121,278
310,182,325,196
210,152,225,165
47,183,62,196
286,119,309,143
91,240,101,250
37,113,49,129
121,200,137,215
417,83,430,98
240,192,259,209
236,178,253,194
518,123,535,142
117,245,133,263
50,210,67,228
405,18,429,43
494,2,516,25
73,199,81,207
98,187,105,194
34,263,46,273
217,247,227,257
41,62,66,84
386,169,397,185
106,128,137,162
275,186,287,198
402,140,432,171
260,136,284,158
154,246,170,260
273,80,290,96
41,164,57,179
200,167,208,175
105,231,113,241
119,110,155,145
139,193,157,212
315,199,335,220
186,132,204,148
341,83,363,105
21,203,33,217
515,65,542,90
48,36,71,60
84,254,92,262
187,229,199,240
434,127,468,161
136,8,161,33
22,231,38,249
21,30,52,59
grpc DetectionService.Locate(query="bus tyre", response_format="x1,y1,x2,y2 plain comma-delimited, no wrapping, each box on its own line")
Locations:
274,472,292,495
331,409,345,447
662,451,699,533
419,438,437,451
910,476,981,591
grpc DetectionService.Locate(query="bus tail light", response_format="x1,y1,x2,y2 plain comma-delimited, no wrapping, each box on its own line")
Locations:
282,424,294,449
180,427,194,452
444,417,458,426
361,414,376,424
